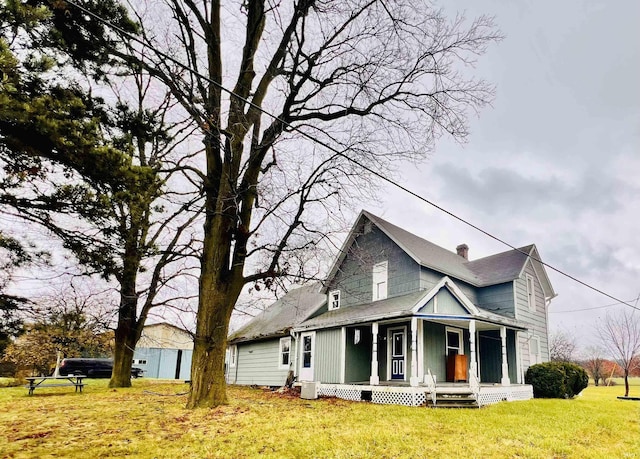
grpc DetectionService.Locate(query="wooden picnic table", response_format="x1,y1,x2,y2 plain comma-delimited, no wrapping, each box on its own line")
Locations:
24,375,85,395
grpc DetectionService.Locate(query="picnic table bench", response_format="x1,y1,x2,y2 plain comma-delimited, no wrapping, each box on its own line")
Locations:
24,375,85,395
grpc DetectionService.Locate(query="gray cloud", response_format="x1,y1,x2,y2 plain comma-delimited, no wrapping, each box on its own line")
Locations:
431,163,633,219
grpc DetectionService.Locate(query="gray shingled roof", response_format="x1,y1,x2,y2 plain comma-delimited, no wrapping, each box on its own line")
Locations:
466,245,534,285
297,284,524,331
364,211,533,288
228,283,325,343
297,289,429,330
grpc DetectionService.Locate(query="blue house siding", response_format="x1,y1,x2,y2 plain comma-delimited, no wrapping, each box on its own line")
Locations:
477,282,515,317
345,326,372,383
327,223,421,308
133,348,193,379
423,322,446,383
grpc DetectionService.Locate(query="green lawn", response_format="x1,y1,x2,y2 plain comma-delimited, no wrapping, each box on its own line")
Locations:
0,379,639,458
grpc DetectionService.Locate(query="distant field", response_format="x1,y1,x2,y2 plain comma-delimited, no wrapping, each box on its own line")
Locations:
604,377,640,386
0,379,639,458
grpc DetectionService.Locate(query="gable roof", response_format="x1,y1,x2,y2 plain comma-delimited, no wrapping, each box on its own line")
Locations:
297,277,524,331
228,283,325,344
325,210,553,294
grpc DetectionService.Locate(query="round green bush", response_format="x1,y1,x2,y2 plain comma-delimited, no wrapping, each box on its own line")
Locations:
525,362,588,398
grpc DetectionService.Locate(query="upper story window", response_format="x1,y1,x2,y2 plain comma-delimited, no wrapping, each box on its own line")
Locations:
526,274,536,312
279,337,291,370
372,261,388,301
328,290,341,310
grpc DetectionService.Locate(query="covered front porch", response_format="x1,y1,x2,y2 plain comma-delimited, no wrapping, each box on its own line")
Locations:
344,315,522,387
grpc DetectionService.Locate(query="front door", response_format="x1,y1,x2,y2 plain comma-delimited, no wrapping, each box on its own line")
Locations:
299,332,315,381
389,328,406,380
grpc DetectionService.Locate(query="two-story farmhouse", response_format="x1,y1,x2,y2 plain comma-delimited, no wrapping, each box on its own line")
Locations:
227,210,555,407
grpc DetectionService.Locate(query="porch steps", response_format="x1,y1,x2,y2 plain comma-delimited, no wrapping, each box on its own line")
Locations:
427,390,479,409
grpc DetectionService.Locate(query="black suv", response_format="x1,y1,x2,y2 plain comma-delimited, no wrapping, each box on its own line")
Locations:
58,358,144,378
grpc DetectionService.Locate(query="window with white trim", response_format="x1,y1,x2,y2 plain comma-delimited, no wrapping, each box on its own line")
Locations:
279,337,291,370
529,336,541,365
446,328,463,357
372,261,388,301
526,274,536,312
229,345,237,367
328,290,341,310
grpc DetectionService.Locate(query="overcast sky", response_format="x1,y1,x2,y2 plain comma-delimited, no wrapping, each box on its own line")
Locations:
358,0,640,351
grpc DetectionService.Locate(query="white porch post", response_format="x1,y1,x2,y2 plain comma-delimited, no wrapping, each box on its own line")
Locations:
468,320,479,391
500,326,511,385
410,317,419,387
370,322,379,385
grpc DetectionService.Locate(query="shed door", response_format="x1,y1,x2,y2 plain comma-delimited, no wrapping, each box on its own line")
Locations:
299,332,315,381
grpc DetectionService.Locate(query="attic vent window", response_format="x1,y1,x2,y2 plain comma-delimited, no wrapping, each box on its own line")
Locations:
328,290,341,310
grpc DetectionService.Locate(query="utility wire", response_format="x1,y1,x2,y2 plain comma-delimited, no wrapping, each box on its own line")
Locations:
64,0,640,313
549,295,640,314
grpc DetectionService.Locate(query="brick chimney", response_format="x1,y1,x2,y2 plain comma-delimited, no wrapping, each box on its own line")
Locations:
456,244,469,260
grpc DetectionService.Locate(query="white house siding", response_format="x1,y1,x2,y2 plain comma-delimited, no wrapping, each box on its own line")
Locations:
515,261,550,371
314,329,342,383
231,339,290,386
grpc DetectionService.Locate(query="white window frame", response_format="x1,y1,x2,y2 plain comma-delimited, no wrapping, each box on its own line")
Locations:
526,274,536,312
229,344,237,368
328,290,341,311
372,261,388,301
445,327,464,356
279,337,292,370
529,335,541,366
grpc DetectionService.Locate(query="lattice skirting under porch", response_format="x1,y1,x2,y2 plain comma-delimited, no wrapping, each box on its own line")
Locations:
318,384,427,407
476,385,533,406
317,383,533,407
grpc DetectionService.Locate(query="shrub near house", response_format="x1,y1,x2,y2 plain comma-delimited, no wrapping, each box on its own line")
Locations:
525,362,588,398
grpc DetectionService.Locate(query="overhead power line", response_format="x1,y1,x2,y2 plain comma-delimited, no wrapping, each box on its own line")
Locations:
64,0,639,313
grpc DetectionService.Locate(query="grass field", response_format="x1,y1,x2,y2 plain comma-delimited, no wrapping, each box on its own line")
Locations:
1,379,639,458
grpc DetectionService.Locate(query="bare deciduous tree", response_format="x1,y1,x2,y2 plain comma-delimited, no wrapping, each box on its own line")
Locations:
83,0,502,407
581,346,607,386
549,329,577,362
596,310,640,397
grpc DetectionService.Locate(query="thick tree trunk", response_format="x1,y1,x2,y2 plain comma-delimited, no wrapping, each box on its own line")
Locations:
186,188,244,408
186,293,234,408
109,254,140,388
110,330,136,387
